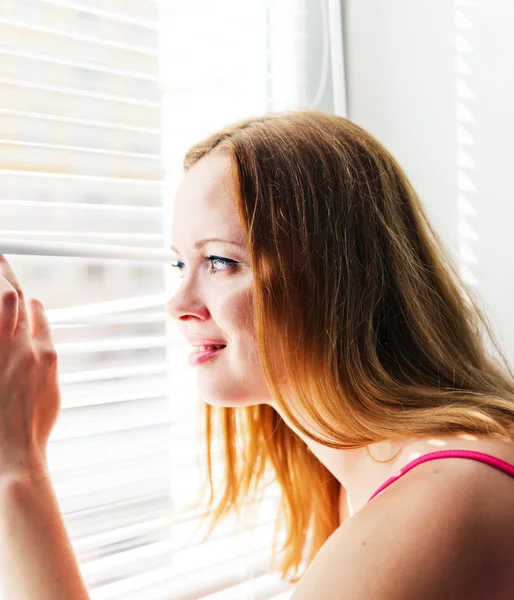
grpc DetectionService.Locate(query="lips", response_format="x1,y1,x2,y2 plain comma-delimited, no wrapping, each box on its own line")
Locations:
184,335,227,366
188,344,226,367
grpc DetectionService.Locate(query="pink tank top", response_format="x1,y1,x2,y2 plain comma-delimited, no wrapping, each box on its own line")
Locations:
368,449,514,503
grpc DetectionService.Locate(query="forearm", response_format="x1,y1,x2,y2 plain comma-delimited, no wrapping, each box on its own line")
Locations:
0,467,90,600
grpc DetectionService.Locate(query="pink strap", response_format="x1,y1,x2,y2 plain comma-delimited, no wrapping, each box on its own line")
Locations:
368,449,514,503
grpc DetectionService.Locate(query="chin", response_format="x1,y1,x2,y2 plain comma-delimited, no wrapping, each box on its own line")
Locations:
196,367,274,408
197,382,271,408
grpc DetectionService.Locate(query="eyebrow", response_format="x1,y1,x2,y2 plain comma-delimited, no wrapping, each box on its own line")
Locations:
170,238,245,254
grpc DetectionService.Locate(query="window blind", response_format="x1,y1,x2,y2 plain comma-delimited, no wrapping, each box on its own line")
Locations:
0,0,345,598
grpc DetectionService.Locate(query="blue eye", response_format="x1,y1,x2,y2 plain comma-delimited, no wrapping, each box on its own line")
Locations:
203,255,240,274
169,256,240,276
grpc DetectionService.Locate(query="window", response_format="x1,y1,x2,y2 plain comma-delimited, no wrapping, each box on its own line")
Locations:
0,0,344,597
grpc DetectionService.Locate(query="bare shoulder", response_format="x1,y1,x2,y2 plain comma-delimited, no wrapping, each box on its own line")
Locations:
291,460,514,600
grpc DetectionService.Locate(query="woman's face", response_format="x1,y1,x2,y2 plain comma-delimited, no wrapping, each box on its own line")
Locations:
166,151,274,407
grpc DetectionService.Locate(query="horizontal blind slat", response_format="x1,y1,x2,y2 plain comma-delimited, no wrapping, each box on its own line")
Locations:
61,382,168,409
51,312,166,329
0,107,160,133
0,18,158,55
0,46,159,81
0,139,160,159
0,239,171,262
46,293,167,322
53,400,170,440
58,362,169,385
38,0,159,29
0,200,163,214
0,77,161,107
1,231,164,245
72,517,170,554
0,168,162,185
55,334,167,354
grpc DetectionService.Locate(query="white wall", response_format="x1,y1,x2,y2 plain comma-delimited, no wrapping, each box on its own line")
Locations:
342,0,514,364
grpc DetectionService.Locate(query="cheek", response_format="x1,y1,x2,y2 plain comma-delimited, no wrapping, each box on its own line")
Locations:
218,284,255,338
236,291,255,344
231,290,263,371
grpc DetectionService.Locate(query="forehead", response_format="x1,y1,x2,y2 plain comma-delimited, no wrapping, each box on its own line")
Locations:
172,151,244,241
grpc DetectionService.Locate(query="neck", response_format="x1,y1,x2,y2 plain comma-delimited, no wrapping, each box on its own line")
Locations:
272,404,408,515
303,436,407,515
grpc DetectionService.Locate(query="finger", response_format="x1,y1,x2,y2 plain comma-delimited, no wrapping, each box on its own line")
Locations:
28,298,54,346
0,275,19,337
0,254,30,338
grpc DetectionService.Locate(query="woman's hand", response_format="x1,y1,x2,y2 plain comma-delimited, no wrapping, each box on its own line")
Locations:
0,255,90,599
0,254,60,476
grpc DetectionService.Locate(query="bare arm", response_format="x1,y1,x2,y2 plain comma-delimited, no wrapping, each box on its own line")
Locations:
0,466,90,600
0,255,89,598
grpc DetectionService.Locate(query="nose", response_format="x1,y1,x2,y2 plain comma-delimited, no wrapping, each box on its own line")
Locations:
165,277,209,322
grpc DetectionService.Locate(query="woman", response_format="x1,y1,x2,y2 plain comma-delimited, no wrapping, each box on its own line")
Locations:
1,111,513,599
